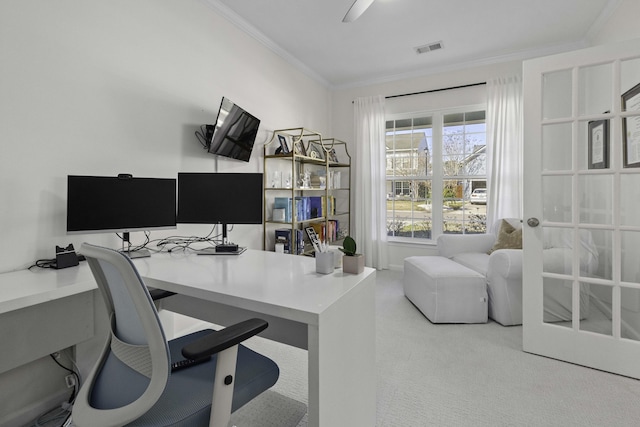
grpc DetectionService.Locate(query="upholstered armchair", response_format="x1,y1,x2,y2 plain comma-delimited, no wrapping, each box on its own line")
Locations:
437,219,599,326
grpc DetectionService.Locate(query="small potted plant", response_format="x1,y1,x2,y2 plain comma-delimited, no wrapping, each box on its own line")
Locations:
339,236,364,274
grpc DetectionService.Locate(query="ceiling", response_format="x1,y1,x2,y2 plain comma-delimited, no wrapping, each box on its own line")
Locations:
207,0,619,89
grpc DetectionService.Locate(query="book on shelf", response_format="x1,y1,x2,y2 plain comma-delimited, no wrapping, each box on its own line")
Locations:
275,229,292,254
274,197,292,222
308,219,340,243
275,228,305,255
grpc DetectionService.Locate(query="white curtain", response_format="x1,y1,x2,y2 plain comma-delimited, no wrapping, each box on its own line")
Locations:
353,95,388,270
486,75,523,229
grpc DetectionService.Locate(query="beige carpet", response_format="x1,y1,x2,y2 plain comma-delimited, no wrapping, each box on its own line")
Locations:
229,390,306,427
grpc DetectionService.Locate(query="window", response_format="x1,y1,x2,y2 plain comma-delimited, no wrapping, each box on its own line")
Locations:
386,108,487,242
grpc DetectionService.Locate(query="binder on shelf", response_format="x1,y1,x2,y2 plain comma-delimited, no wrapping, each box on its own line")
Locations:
310,196,323,219
275,229,292,254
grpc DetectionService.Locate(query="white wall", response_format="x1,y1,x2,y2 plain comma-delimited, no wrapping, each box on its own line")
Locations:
0,0,331,274
0,1,330,424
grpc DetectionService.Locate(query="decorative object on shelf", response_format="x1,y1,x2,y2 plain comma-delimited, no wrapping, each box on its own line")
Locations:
340,236,364,274
328,148,339,163
278,134,290,154
270,170,282,188
308,142,324,160
293,138,307,156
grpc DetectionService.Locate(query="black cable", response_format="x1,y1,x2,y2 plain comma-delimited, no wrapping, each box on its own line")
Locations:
195,125,209,149
28,259,57,270
49,354,79,404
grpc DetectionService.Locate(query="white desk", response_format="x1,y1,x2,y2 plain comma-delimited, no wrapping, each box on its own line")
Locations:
0,266,96,374
134,250,377,427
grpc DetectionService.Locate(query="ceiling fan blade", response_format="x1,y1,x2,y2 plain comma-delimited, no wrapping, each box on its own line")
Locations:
342,0,375,23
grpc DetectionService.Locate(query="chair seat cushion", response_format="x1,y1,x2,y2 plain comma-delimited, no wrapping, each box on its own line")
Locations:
128,330,280,426
451,252,490,276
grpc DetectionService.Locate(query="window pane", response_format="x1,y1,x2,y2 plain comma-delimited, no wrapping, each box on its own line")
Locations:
386,180,432,239
387,109,486,241
442,179,487,234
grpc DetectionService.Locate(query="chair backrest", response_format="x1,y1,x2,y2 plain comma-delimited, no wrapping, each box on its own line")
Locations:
73,243,170,427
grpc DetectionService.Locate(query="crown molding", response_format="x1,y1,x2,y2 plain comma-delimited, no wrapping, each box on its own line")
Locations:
201,0,331,88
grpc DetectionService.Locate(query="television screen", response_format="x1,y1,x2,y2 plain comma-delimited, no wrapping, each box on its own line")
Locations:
177,172,263,225
208,97,260,162
67,175,177,234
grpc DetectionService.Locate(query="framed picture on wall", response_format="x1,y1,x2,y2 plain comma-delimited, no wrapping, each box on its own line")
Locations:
623,82,640,168
588,119,609,169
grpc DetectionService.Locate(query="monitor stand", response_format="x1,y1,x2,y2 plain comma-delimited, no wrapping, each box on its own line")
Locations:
196,223,246,255
119,232,151,258
122,248,151,259
197,246,247,256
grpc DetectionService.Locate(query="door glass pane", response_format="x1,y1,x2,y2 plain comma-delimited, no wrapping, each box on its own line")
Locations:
543,277,573,326
621,57,640,110
580,283,612,336
542,176,572,223
542,123,572,171
578,118,610,170
621,174,640,226
543,227,573,275
621,231,640,283
578,63,613,117
543,69,572,120
579,175,613,224
585,228,611,280
621,287,640,342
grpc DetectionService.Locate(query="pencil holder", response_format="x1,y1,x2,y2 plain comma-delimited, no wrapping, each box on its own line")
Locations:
315,251,334,274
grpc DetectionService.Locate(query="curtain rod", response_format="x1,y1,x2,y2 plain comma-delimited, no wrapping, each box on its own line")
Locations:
385,82,486,100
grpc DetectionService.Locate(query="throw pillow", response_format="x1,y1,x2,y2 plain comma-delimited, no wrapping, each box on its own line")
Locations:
488,219,522,254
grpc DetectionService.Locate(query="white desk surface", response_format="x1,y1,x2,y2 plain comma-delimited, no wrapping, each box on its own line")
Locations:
134,249,375,326
0,264,96,315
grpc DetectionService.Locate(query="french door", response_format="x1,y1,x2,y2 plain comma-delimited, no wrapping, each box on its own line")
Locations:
523,37,640,378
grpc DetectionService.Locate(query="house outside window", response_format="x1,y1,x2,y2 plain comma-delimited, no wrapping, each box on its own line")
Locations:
386,108,487,242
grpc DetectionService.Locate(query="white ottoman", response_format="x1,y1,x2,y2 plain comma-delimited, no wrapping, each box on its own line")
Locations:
404,256,488,323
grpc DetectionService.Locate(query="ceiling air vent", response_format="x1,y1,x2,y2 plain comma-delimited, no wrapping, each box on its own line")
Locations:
415,41,443,55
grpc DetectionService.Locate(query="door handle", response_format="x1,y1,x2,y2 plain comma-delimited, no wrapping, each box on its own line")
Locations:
527,217,540,227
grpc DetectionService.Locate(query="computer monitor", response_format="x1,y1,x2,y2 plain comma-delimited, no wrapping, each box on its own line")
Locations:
177,172,263,252
66,174,177,257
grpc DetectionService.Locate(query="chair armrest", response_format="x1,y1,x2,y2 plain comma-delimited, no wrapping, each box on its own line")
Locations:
488,249,522,280
181,318,268,359
437,234,495,258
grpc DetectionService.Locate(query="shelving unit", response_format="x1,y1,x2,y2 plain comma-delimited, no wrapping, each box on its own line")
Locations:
263,128,351,255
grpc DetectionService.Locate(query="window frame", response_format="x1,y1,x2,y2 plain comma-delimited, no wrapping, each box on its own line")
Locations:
386,104,487,244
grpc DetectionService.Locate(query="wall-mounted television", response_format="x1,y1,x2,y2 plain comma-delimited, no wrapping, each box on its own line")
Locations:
67,174,177,257
207,97,260,162
177,172,263,252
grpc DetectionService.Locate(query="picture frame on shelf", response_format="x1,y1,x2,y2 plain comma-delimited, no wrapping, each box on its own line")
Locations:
293,138,307,156
588,119,608,169
277,134,290,154
623,82,640,168
308,142,324,160
328,148,339,163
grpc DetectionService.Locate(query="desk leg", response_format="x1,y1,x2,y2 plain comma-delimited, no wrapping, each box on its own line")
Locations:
307,273,376,427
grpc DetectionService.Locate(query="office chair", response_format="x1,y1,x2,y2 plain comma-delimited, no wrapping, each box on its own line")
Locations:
72,243,280,427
